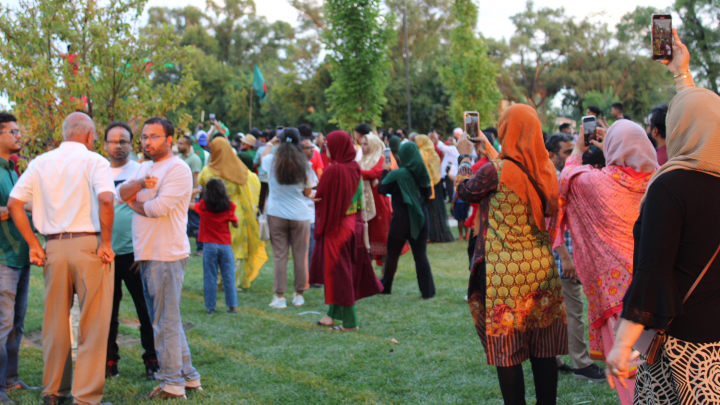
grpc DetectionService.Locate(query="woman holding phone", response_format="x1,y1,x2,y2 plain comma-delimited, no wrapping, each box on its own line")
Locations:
606,30,720,405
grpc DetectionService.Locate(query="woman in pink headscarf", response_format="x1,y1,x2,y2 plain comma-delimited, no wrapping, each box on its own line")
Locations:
553,119,658,405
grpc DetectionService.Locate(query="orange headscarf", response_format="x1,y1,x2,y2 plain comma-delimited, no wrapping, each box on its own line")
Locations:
497,104,558,231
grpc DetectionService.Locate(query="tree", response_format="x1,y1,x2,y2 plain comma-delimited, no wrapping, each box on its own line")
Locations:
674,0,720,93
323,0,393,130
0,0,198,159
439,0,500,127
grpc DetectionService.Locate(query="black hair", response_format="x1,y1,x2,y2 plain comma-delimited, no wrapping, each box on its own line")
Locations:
297,124,313,139
249,128,262,138
0,112,17,131
104,121,133,141
649,105,668,140
481,131,496,146
181,134,194,143
273,128,308,185
203,178,231,214
587,105,602,116
542,131,548,143
211,132,225,140
611,102,624,113
558,123,572,132
354,123,372,136
482,127,498,138
143,117,175,137
545,133,574,154
582,145,605,168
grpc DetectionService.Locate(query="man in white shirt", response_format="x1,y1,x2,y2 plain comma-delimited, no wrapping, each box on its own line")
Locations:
8,112,115,405
118,117,200,399
434,128,461,201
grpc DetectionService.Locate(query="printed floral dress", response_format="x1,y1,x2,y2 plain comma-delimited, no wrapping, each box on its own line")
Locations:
456,160,568,367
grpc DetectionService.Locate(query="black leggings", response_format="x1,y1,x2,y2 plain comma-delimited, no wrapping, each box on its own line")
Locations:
381,206,435,299
496,357,558,405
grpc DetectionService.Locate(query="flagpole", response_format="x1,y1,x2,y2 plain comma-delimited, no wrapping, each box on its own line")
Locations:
249,87,254,130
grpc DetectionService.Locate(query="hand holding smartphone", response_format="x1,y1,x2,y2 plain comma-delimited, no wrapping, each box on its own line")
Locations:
463,111,480,140
651,15,673,62
383,148,392,165
581,115,597,147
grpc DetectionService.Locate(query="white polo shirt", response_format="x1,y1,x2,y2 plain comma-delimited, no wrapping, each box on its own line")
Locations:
10,141,115,235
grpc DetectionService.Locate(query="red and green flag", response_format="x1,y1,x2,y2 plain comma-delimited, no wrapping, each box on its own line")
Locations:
252,65,267,102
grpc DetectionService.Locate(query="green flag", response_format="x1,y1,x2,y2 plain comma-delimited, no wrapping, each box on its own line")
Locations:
252,65,267,102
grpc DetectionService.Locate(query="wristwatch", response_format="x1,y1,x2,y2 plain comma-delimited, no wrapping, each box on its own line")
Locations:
457,154,473,166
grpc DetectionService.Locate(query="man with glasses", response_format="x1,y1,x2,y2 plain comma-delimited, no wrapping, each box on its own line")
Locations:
117,117,200,399
0,113,36,405
103,121,158,381
8,112,115,405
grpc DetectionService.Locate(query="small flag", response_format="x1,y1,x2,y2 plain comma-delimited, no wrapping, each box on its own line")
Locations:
252,65,267,102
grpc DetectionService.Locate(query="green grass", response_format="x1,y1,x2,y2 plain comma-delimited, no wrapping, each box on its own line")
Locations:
10,234,621,404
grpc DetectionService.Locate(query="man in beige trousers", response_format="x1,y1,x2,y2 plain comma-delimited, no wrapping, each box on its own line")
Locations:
8,112,116,405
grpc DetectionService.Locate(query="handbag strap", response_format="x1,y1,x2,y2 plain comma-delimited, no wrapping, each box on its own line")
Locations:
682,242,720,304
501,157,548,215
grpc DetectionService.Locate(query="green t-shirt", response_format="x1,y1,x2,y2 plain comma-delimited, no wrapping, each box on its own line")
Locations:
181,151,202,174
111,160,141,255
0,158,30,268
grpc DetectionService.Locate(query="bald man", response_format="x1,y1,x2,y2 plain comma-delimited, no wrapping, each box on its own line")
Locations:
8,112,115,405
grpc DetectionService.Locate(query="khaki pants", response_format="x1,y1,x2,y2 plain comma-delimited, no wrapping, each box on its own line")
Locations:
42,235,114,405
557,278,593,369
268,215,310,294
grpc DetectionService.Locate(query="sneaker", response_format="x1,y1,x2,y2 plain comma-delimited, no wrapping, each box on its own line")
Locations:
227,308,237,314
268,296,287,309
573,364,607,382
558,363,573,374
105,360,119,379
144,359,159,381
207,309,217,315
6,380,38,391
292,293,305,307
146,385,186,400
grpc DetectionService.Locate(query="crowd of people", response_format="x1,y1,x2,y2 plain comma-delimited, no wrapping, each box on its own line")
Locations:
0,29,716,405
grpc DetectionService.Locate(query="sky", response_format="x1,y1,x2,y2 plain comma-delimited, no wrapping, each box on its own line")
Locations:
1,0,675,109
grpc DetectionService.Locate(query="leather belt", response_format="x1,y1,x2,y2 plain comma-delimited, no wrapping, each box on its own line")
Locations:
45,232,99,241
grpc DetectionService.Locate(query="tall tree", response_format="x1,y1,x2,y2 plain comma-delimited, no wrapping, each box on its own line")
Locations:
0,0,198,158
674,0,720,93
323,0,393,130
439,0,500,127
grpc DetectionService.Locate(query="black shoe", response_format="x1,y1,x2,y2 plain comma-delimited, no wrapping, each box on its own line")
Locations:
144,359,159,381
573,364,607,382
43,395,70,405
105,360,119,379
309,284,323,288
558,363,573,374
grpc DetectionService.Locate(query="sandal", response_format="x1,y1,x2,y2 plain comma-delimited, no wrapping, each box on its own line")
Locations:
330,325,359,331
314,321,334,327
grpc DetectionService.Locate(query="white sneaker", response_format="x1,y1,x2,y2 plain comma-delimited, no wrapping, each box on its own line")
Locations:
292,293,305,307
269,295,287,309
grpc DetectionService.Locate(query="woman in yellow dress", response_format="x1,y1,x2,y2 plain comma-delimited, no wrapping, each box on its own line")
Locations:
199,137,267,289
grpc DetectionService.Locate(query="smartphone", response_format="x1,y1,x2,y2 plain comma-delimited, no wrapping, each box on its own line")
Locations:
209,113,216,122
581,115,597,146
464,111,480,139
383,148,392,165
651,14,673,61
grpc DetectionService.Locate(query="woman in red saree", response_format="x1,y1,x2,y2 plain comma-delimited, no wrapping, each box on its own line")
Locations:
310,131,383,330
360,134,393,266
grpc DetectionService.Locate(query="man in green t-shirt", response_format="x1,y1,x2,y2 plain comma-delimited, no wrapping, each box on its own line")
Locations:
0,112,36,402
178,134,203,254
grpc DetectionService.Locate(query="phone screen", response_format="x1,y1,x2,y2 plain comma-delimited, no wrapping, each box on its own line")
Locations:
582,116,597,146
383,148,392,164
651,15,672,61
464,112,480,139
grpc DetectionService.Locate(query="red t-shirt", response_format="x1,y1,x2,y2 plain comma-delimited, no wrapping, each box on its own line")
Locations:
310,149,325,177
194,200,238,245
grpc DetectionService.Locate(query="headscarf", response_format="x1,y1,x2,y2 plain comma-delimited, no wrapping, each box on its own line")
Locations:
604,120,658,173
415,135,442,199
314,131,361,238
389,135,402,155
382,142,431,239
642,87,720,205
208,136,248,186
497,104,558,231
359,134,384,222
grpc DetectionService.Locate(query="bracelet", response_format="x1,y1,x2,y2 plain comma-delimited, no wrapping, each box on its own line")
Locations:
673,70,690,79
676,83,695,92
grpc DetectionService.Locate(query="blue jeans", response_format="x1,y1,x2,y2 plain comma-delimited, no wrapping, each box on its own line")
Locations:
0,264,29,392
202,243,238,310
140,260,200,389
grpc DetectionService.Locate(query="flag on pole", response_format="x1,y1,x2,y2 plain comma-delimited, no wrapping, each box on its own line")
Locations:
252,65,267,102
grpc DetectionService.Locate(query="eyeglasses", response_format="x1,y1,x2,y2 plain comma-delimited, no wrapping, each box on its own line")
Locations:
106,140,131,146
302,146,314,150
140,135,169,142
0,129,22,137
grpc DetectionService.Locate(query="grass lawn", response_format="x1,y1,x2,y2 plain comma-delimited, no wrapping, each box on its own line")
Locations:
10,233,621,404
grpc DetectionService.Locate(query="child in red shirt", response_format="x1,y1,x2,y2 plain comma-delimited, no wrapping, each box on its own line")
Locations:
192,179,239,314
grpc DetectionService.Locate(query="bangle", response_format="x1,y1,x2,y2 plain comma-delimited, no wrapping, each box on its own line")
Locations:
673,70,690,79
457,154,473,166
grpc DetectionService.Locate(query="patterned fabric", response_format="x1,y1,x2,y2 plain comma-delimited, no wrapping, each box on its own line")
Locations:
635,336,720,405
458,161,568,367
554,153,652,360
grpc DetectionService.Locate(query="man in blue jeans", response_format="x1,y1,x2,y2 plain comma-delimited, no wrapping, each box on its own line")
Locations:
0,113,36,404
118,117,201,399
